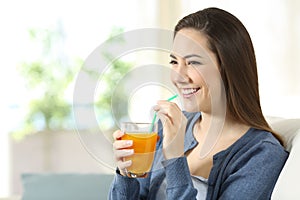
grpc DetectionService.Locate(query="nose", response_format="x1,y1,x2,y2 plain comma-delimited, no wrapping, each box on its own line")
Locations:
171,62,189,83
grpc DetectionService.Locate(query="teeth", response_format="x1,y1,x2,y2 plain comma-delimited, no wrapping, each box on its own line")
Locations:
182,88,198,95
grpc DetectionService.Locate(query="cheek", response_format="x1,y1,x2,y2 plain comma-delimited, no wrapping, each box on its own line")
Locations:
189,67,206,86
170,69,177,84
194,66,220,88
200,67,225,104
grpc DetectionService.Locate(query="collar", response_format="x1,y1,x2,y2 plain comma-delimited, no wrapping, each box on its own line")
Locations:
183,111,201,153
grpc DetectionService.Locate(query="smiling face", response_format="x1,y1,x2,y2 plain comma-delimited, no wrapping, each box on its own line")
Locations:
170,28,224,114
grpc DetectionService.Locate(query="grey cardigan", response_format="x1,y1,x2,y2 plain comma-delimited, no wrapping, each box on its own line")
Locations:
109,112,288,200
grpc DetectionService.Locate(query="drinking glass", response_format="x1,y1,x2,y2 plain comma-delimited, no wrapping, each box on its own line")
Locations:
121,122,158,178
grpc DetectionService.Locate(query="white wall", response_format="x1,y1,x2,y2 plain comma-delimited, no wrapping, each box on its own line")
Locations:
181,0,300,119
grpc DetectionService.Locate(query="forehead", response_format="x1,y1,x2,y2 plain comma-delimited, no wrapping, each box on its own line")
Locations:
172,28,211,58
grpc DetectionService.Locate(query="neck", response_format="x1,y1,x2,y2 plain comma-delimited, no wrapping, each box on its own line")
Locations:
197,112,226,133
194,111,250,158
199,106,249,128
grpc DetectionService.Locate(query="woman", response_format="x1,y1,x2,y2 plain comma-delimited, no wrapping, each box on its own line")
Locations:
109,7,288,199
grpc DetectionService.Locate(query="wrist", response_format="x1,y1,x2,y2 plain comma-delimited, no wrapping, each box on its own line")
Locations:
163,143,184,159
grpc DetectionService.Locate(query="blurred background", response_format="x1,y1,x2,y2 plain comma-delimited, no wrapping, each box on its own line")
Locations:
0,0,299,198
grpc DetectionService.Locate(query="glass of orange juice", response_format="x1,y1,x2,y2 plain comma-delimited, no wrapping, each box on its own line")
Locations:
121,122,158,178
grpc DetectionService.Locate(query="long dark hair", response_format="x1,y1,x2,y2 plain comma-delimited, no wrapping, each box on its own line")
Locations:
174,7,283,144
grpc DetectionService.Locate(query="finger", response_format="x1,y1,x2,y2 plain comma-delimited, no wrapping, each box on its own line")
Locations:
155,103,172,116
157,100,178,106
156,104,181,121
153,104,160,112
157,101,180,114
156,111,174,129
114,149,134,159
117,159,132,171
113,130,124,140
113,140,133,150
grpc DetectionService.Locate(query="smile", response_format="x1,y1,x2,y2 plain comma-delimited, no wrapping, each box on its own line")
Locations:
181,88,200,97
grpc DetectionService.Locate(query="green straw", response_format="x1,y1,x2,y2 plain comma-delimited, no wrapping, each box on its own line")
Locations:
149,94,178,132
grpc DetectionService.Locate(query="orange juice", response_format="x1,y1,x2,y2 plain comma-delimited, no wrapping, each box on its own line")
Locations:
121,132,158,176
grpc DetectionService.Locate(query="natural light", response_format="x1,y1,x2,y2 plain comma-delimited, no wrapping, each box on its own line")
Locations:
0,0,299,198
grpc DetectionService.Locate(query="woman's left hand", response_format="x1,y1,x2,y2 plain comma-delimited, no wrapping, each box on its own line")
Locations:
154,100,187,159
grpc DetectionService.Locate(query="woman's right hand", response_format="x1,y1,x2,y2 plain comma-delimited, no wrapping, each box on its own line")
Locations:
112,130,134,176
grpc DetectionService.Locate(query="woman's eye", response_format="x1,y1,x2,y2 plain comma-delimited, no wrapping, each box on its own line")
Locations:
169,60,178,65
187,61,202,65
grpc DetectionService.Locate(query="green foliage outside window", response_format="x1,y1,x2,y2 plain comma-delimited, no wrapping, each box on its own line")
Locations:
13,25,131,140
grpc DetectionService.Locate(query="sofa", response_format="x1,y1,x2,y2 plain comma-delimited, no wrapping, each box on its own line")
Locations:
20,173,114,200
1,116,299,200
269,117,300,199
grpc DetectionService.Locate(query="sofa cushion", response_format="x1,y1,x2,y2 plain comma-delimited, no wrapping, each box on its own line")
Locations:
267,117,300,151
266,117,300,199
21,173,114,200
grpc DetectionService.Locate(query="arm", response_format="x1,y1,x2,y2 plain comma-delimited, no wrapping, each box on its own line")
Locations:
108,130,151,199
154,101,198,199
211,140,288,200
162,157,198,199
109,171,141,200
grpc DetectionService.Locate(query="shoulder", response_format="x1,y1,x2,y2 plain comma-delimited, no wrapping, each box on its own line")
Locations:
213,128,289,171
232,128,285,151
246,128,286,151
220,128,289,168
208,129,289,199
252,129,289,159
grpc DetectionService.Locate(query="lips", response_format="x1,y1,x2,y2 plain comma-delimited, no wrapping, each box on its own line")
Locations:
181,87,200,97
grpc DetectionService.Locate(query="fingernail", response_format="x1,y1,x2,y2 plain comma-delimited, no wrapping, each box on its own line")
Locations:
126,140,133,146
153,105,160,111
126,149,134,155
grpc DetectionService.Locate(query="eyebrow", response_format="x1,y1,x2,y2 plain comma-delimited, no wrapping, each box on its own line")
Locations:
170,54,202,59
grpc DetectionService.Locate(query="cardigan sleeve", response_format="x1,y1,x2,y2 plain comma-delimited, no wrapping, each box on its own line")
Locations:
162,156,198,199
108,170,140,200
108,169,151,200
